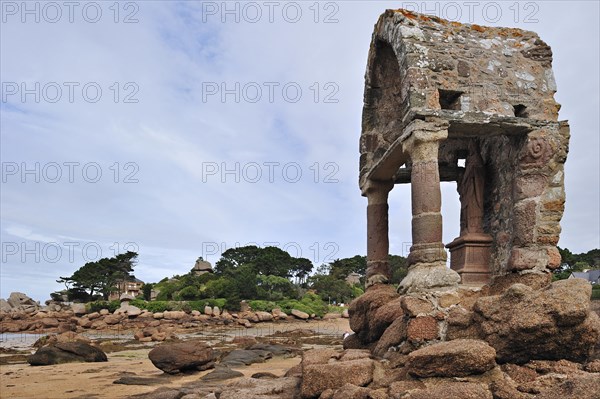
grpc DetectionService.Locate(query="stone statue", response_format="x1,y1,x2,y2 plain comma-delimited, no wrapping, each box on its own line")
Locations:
458,141,485,236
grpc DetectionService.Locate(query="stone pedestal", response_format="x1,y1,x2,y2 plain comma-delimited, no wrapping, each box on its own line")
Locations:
446,233,492,285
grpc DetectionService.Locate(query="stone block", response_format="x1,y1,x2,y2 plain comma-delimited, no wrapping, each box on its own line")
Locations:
401,296,434,316
438,292,461,308
457,60,471,77
407,316,438,342
541,200,564,212
406,339,496,377
546,247,561,269
508,247,548,271
537,235,559,245
513,199,537,246
373,317,408,357
514,174,547,201
301,358,374,399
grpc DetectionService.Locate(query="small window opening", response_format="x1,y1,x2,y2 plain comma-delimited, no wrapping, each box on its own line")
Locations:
513,104,529,118
438,89,463,110
458,158,466,168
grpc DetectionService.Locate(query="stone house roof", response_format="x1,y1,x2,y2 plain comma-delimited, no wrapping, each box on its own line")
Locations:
569,270,600,284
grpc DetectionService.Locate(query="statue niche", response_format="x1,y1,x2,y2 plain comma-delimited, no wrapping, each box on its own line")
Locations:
446,141,493,285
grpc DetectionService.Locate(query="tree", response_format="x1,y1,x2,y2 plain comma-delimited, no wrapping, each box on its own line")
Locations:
389,255,408,284
308,274,355,304
291,257,313,284
215,245,309,278
176,286,200,300
558,247,574,268
256,246,295,277
215,246,262,275
257,274,298,301
142,283,154,301
324,254,408,285
156,282,178,301
201,264,258,301
328,256,367,281
58,251,138,300
554,247,600,280
315,263,331,276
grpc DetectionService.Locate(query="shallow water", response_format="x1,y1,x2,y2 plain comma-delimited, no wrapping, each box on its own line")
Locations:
0,333,44,351
0,330,132,350
0,319,347,350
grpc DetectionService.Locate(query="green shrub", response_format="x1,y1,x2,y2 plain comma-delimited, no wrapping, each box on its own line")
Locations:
350,285,364,299
187,298,228,311
187,300,208,311
592,285,600,300
126,299,169,312
141,301,172,313
129,298,146,308
278,300,315,316
326,305,345,314
170,302,192,312
225,296,241,311
86,300,120,313
213,298,227,309
175,286,201,301
276,293,328,317
155,287,174,301
248,300,278,312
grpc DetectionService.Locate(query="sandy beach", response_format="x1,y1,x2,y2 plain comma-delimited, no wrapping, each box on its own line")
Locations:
0,318,349,399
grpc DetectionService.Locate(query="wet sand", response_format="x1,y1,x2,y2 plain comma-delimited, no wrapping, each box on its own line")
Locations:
0,348,303,399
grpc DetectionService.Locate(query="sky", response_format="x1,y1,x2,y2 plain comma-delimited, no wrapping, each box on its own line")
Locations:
1,1,598,303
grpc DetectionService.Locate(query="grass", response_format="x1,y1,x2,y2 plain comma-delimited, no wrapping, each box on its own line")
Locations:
592,286,600,300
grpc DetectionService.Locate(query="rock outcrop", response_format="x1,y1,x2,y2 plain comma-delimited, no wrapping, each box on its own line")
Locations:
348,278,599,366
27,342,107,365
300,349,374,398
134,325,177,342
453,279,600,363
7,292,38,308
406,339,497,377
291,309,310,320
348,285,401,344
191,258,213,275
148,340,216,374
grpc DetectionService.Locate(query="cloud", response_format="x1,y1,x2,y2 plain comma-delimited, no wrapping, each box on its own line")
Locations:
1,1,598,302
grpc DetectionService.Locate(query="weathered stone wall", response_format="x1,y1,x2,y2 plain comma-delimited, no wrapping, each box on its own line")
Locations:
479,134,525,275
508,122,570,273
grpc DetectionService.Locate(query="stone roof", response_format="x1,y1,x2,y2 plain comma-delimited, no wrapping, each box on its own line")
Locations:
365,9,558,119
360,9,562,186
571,270,600,283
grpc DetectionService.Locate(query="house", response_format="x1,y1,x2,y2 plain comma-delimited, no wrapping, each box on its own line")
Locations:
569,270,600,285
108,277,144,300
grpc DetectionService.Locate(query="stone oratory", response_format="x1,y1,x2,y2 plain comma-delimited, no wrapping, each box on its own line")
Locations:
346,9,598,364
359,9,569,293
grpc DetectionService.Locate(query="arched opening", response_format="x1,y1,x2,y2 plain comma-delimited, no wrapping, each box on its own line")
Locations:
361,40,407,172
